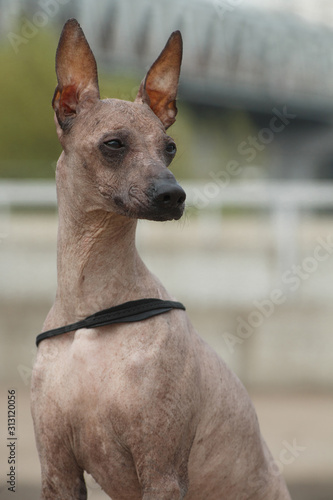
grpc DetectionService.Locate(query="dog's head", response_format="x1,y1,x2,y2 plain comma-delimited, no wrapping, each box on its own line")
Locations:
52,19,185,222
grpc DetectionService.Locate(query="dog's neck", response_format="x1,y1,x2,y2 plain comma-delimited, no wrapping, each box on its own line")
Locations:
54,159,146,321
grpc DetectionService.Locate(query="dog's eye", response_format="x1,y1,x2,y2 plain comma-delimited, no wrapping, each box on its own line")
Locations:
166,142,177,155
104,139,124,149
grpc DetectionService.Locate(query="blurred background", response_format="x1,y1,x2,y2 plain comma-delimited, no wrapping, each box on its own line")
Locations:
1,0,333,498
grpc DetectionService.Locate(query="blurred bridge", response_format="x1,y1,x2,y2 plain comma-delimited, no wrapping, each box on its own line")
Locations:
2,0,333,179
2,0,333,120
78,0,333,121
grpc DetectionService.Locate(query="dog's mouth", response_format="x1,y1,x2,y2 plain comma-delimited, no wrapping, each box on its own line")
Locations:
147,203,185,222
108,184,185,222
118,196,185,222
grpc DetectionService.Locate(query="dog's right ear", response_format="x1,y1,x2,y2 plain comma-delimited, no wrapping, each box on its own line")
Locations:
135,31,182,130
52,19,100,131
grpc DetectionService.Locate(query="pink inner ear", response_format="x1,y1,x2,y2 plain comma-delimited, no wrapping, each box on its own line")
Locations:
59,84,78,116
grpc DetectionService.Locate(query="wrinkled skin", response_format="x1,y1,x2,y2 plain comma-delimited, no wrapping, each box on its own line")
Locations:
31,19,291,500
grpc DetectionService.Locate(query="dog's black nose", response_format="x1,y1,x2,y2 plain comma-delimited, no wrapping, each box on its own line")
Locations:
153,182,186,209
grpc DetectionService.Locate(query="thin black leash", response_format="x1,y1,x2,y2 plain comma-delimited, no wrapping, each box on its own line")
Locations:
36,298,185,347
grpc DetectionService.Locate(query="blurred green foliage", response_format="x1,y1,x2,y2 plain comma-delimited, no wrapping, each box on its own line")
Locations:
0,25,195,179
0,21,258,180
0,28,57,177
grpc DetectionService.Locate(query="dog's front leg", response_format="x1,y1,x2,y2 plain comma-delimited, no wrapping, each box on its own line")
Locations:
116,389,195,500
132,447,190,500
130,427,192,500
139,467,188,500
40,470,87,500
141,481,185,500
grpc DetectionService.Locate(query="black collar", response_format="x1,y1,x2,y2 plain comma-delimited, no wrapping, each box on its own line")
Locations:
36,298,185,347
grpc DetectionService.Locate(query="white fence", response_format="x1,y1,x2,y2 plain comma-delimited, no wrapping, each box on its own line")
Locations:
2,178,333,209
185,180,333,273
1,179,333,273
0,179,57,208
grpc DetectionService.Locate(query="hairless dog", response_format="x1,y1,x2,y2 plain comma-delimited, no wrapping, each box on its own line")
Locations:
31,18,291,500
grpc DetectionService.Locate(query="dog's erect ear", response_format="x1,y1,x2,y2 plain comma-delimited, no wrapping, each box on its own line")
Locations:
135,31,182,130
52,19,100,130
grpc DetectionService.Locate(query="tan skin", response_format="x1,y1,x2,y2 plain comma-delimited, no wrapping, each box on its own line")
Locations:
31,19,291,500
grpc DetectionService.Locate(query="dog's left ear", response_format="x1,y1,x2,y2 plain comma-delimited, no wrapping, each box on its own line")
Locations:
135,31,182,130
52,18,100,131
